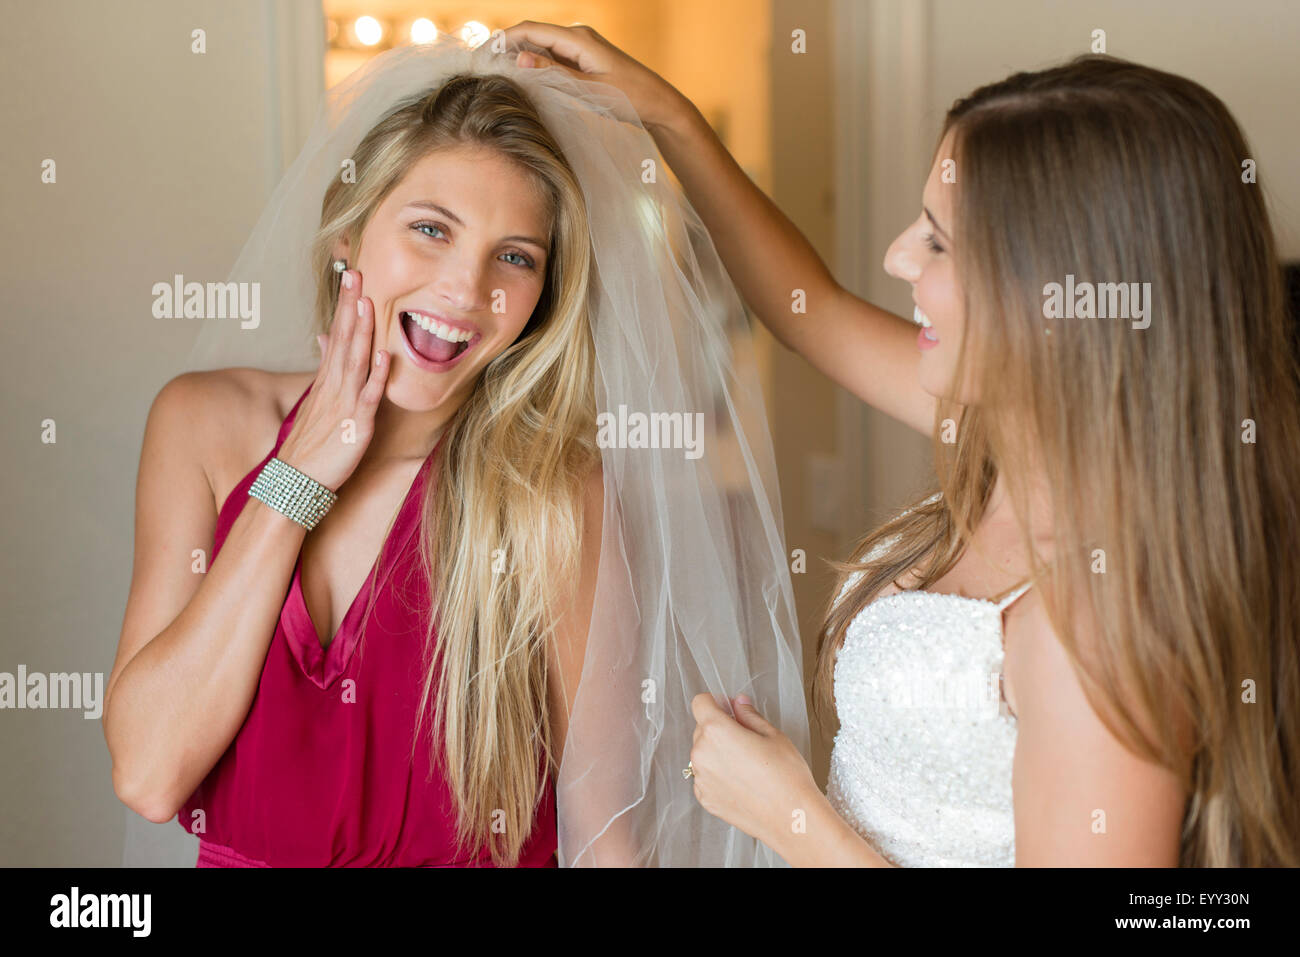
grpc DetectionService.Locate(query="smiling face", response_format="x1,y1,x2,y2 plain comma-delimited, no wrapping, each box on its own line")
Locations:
334,143,552,413
883,129,970,401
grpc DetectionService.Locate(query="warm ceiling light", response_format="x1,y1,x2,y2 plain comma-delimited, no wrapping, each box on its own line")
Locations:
460,20,490,48
410,18,438,44
354,16,383,46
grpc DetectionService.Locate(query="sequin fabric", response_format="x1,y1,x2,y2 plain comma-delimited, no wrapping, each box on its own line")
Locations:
826,536,1025,867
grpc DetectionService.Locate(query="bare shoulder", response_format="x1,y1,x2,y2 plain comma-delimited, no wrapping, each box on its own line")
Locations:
580,461,605,559
576,461,606,565
1003,590,1154,745
544,459,606,759
547,461,605,610
1003,590,1185,865
156,367,315,512
582,460,605,520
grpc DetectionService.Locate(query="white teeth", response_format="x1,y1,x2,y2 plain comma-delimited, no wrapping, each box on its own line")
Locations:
913,305,933,328
405,312,473,343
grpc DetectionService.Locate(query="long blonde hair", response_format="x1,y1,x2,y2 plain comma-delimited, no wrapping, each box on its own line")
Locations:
815,55,1300,866
311,74,599,866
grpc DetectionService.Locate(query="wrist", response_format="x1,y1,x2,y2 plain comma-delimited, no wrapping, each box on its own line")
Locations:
247,456,339,531
274,445,335,492
772,780,894,868
642,87,700,140
766,777,829,866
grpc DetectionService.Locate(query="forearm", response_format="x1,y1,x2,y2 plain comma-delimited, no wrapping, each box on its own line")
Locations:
646,98,841,350
105,501,305,820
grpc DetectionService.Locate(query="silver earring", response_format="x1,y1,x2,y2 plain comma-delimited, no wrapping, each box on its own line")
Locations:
332,259,347,273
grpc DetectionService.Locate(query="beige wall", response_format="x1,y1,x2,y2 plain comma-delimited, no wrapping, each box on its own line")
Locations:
765,0,845,784
926,0,1300,259
0,0,326,865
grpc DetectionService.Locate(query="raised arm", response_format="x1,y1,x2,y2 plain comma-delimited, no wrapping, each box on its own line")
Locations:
504,21,936,435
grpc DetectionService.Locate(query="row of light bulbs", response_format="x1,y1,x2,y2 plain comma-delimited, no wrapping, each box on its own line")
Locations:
327,16,495,50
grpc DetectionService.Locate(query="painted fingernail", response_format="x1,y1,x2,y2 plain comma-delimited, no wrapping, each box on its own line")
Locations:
341,270,354,289
356,299,365,317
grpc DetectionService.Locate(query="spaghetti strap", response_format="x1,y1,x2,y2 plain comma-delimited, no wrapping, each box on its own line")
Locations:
994,581,1033,612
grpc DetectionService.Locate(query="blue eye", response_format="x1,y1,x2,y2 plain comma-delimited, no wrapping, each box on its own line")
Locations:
412,221,534,269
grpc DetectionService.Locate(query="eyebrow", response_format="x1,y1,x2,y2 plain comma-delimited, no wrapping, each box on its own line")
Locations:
923,207,952,244
403,200,549,252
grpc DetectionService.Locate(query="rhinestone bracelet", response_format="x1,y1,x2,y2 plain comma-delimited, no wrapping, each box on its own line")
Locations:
247,456,338,530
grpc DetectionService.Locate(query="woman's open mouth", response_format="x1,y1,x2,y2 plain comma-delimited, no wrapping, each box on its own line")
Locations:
399,310,479,371
914,304,939,351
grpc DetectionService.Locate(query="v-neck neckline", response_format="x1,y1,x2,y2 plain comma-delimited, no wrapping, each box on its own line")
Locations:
299,457,429,649
272,379,446,689
282,451,432,689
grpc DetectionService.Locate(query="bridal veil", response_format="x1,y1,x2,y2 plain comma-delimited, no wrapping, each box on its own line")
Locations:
164,33,809,867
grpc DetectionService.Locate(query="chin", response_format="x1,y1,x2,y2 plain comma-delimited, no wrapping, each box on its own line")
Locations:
919,373,972,404
383,370,463,412
917,357,949,400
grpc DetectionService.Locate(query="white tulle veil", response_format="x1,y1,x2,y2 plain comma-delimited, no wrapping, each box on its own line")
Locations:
132,32,809,867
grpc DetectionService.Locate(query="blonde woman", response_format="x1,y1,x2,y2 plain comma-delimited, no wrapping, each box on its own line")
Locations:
105,39,807,867
509,23,1300,866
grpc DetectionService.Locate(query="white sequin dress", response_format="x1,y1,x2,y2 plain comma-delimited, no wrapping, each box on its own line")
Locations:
825,528,1032,867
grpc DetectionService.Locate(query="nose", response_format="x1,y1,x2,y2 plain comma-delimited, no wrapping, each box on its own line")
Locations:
434,254,489,314
883,230,922,284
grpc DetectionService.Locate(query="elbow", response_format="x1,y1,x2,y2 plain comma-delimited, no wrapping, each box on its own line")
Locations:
112,761,182,825
105,697,185,825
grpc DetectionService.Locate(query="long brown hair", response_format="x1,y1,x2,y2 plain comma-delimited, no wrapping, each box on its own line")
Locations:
814,55,1300,866
311,74,599,866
